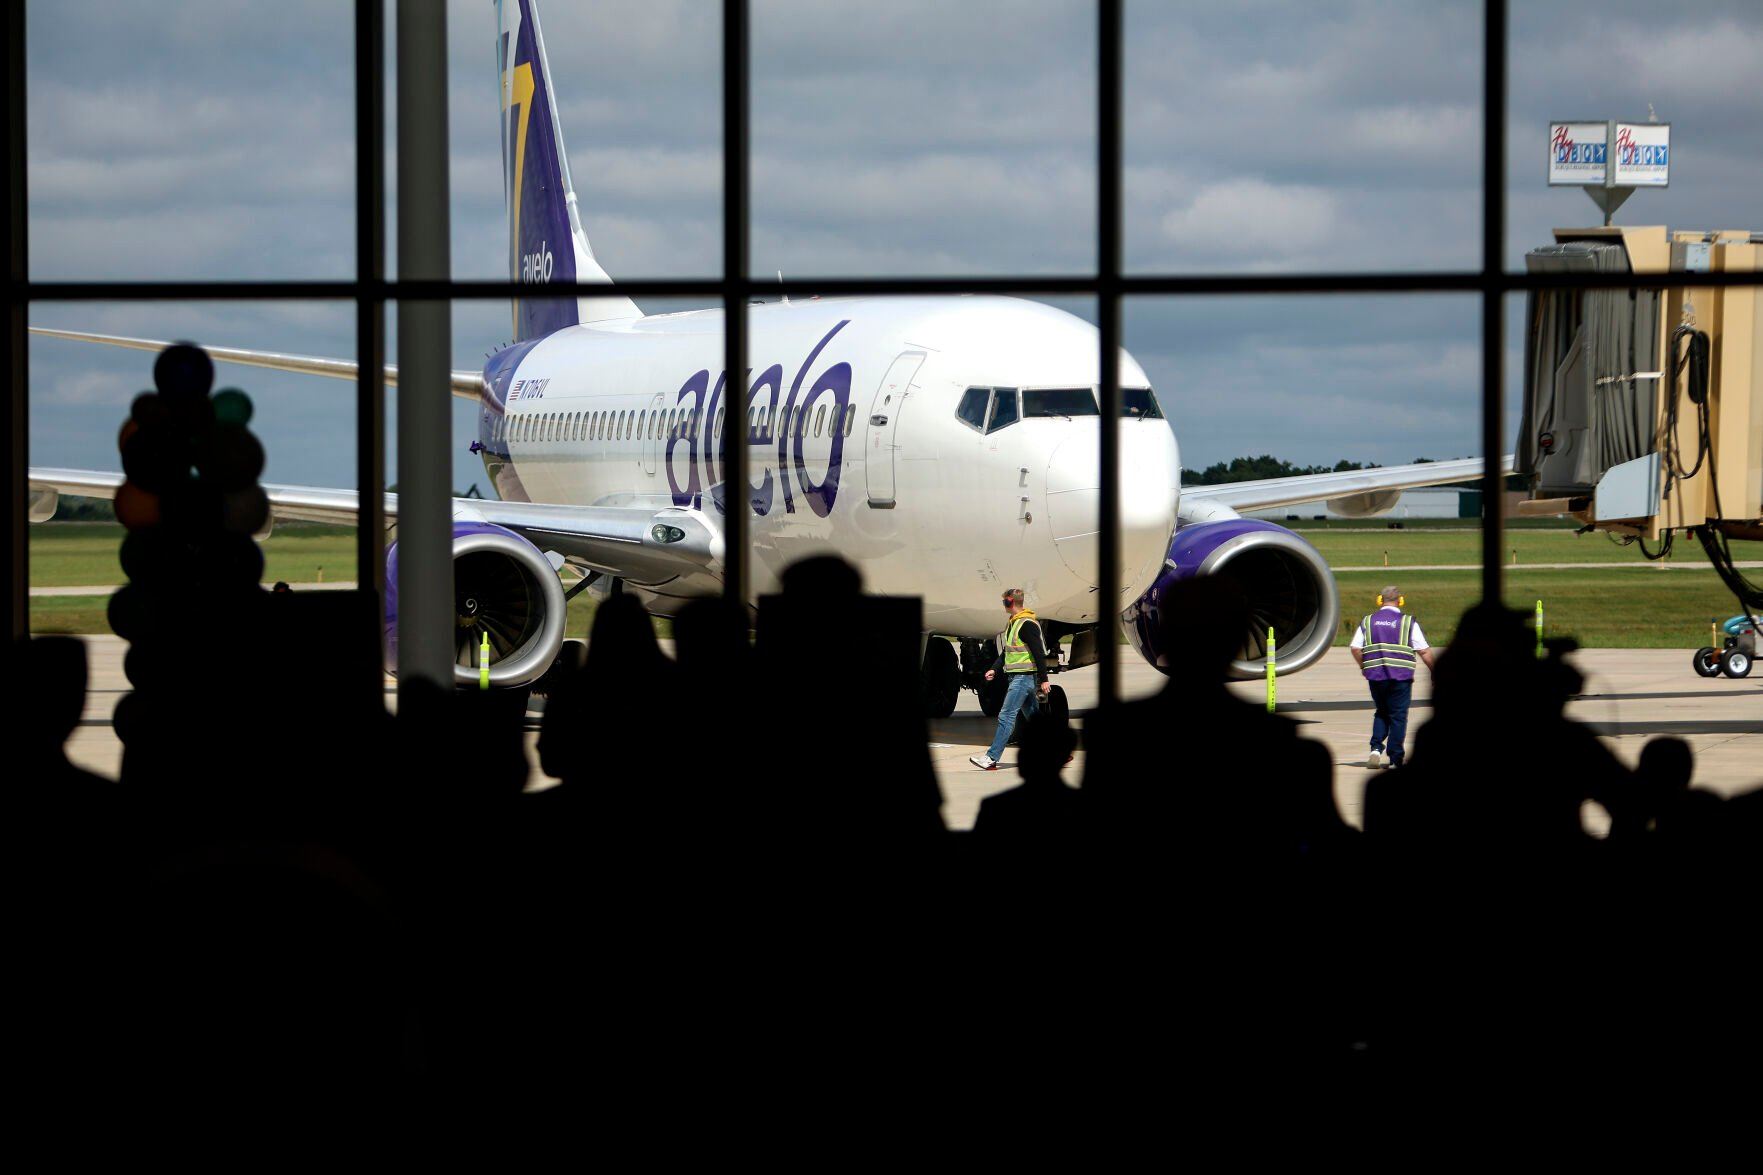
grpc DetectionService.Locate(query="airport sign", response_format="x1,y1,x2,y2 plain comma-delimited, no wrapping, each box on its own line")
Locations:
1548,120,1670,189
1548,121,1609,185
1613,122,1670,187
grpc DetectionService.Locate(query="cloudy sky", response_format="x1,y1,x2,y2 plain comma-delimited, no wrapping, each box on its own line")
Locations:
25,0,1763,492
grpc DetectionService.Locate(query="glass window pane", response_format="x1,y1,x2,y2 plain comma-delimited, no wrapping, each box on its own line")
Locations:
28,6,356,281
753,1,1094,276
1125,3,1478,273
1122,388,1163,420
450,0,721,281
986,387,1019,433
29,302,359,647
956,387,989,430
1022,388,1099,418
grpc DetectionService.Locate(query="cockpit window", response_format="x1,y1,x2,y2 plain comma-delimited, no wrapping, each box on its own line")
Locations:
956,386,990,431
1123,387,1163,419
986,387,1019,433
1022,387,1099,418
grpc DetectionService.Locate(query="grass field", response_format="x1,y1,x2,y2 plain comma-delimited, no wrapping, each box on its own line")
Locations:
28,521,1760,648
27,523,619,640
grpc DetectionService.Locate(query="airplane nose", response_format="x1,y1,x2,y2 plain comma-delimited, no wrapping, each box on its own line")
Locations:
1045,422,1179,603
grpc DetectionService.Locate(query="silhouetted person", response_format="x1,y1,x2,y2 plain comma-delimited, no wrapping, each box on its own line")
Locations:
1082,573,1324,856
19,636,113,802
272,580,291,593
1077,575,1358,1074
757,555,945,853
1359,606,1643,1080
972,706,1084,847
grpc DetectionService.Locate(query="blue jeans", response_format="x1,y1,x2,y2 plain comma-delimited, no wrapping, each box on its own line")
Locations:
1368,677,1413,765
986,674,1041,761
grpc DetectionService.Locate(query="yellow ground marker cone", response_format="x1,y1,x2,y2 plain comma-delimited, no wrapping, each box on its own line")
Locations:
1266,626,1277,713
479,631,491,690
1536,599,1544,659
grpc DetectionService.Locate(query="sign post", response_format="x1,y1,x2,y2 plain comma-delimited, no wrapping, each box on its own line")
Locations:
1548,119,1669,225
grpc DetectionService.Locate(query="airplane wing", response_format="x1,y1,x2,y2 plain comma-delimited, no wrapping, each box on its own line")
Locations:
1181,455,1514,514
30,328,486,402
26,468,722,586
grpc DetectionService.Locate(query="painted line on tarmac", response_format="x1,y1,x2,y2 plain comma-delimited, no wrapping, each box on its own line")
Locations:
1332,561,1763,572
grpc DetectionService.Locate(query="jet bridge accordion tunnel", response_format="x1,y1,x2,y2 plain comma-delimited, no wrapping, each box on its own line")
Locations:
1517,226,1763,611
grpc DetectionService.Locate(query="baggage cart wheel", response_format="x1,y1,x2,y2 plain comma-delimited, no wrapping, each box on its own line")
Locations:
1719,648,1752,678
1693,647,1722,677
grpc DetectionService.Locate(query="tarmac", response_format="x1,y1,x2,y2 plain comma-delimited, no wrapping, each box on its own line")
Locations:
59,635,1759,831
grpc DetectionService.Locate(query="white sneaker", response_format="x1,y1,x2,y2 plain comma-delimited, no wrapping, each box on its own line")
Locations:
1366,748,1385,769
969,755,999,771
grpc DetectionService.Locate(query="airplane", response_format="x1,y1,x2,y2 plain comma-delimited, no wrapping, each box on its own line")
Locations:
27,0,1510,717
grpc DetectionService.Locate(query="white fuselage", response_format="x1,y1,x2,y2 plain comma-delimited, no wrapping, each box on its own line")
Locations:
477,295,1180,638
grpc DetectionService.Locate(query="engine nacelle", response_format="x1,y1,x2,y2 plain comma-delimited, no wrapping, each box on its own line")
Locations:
1121,518,1340,680
1323,489,1402,518
385,522,568,689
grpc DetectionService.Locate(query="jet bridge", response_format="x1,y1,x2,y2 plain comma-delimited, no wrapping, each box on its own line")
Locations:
1515,226,1763,607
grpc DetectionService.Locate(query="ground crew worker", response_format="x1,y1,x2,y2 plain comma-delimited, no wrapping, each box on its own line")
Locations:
1349,585,1435,769
970,587,1051,771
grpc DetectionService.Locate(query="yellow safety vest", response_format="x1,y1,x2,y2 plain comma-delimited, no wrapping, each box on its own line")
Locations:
1003,610,1041,674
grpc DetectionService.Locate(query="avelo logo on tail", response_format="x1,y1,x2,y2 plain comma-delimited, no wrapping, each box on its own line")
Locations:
520,242,555,283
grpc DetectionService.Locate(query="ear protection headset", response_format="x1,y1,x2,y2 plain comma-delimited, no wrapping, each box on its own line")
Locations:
1377,593,1405,608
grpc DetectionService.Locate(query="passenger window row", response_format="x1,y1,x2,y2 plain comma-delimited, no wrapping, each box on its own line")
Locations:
491,403,860,446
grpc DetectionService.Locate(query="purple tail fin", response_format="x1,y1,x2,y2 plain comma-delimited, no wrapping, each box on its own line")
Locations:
498,0,639,339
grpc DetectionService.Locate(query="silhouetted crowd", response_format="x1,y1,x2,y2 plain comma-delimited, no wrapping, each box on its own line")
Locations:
15,561,1763,1124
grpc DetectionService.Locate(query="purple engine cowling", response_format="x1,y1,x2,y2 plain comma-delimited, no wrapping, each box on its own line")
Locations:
385,521,568,688
1121,518,1340,680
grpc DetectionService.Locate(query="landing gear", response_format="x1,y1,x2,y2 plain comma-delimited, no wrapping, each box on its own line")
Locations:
977,674,1007,718
959,637,1005,717
921,637,961,718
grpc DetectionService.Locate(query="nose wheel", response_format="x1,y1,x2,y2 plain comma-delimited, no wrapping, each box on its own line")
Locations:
921,637,961,718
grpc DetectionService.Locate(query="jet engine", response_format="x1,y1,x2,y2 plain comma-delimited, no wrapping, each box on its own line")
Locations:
1121,518,1340,680
385,521,568,688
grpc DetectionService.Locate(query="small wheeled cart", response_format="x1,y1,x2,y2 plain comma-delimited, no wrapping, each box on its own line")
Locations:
1694,615,1756,679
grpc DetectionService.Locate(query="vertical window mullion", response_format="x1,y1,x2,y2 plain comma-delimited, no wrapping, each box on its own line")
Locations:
722,0,750,607
1480,0,1509,609
4,0,28,643
1095,0,1123,709
355,0,386,611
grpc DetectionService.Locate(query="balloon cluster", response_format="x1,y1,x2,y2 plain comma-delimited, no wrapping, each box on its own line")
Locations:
107,343,269,762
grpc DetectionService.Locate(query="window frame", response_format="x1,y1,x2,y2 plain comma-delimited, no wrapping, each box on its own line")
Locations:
12,0,1758,711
